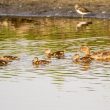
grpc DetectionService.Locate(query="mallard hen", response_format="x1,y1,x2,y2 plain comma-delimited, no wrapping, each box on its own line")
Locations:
80,46,110,61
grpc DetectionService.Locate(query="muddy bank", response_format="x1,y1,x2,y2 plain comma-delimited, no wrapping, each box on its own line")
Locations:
0,0,110,18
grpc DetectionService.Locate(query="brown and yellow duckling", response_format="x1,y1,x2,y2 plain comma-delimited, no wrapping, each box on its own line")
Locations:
32,57,51,65
1,55,20,61
80,46,110,61
45,49,64,59
73,54,92,64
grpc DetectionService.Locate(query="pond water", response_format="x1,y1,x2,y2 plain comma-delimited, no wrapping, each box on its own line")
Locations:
0,17,110,110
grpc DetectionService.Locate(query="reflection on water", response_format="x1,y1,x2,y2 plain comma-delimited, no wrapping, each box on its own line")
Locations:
0,17,110,83
76,21,93,31
0,17,110,110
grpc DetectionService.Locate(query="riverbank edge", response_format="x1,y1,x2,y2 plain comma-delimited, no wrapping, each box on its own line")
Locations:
0,1,110,19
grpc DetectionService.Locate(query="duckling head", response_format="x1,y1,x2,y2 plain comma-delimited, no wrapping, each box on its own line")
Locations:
33,57,39,62
45,49,51,54
80,46,90,56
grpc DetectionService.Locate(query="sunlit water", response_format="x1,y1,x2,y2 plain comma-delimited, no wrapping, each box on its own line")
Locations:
0,17,110,110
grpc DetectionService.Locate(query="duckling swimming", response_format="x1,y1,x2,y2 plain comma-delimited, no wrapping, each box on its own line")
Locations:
45,49,64,59
80,46,110,61
1,55,20,62
32,57,51,65
73,54,92,64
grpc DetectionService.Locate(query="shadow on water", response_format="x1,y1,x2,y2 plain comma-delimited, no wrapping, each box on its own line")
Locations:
0,17,110,85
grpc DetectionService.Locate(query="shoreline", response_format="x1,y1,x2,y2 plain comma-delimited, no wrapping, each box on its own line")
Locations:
0,0,109,19
0,14,109,19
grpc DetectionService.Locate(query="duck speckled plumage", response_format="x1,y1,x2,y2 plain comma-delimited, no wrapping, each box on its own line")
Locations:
80,46,110,61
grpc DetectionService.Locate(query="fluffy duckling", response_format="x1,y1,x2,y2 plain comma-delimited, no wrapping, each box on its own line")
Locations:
32,57,51,65
45,49,64,59
73,54,92,64
2,55,20,61
80,46,110,61
0,59,8,66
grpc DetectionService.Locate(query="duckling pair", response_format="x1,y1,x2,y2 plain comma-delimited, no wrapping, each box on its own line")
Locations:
45,49,64,59
32,49,64,66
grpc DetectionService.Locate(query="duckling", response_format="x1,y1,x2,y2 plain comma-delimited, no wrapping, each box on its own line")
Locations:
32,57,51,65
80,46,110,61
2,55,19,61
53,51,64,59
0,59,8,66
73,54,92,64
45,49,64,59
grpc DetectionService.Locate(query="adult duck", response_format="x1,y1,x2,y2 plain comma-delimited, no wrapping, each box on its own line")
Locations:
80,46,110,61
